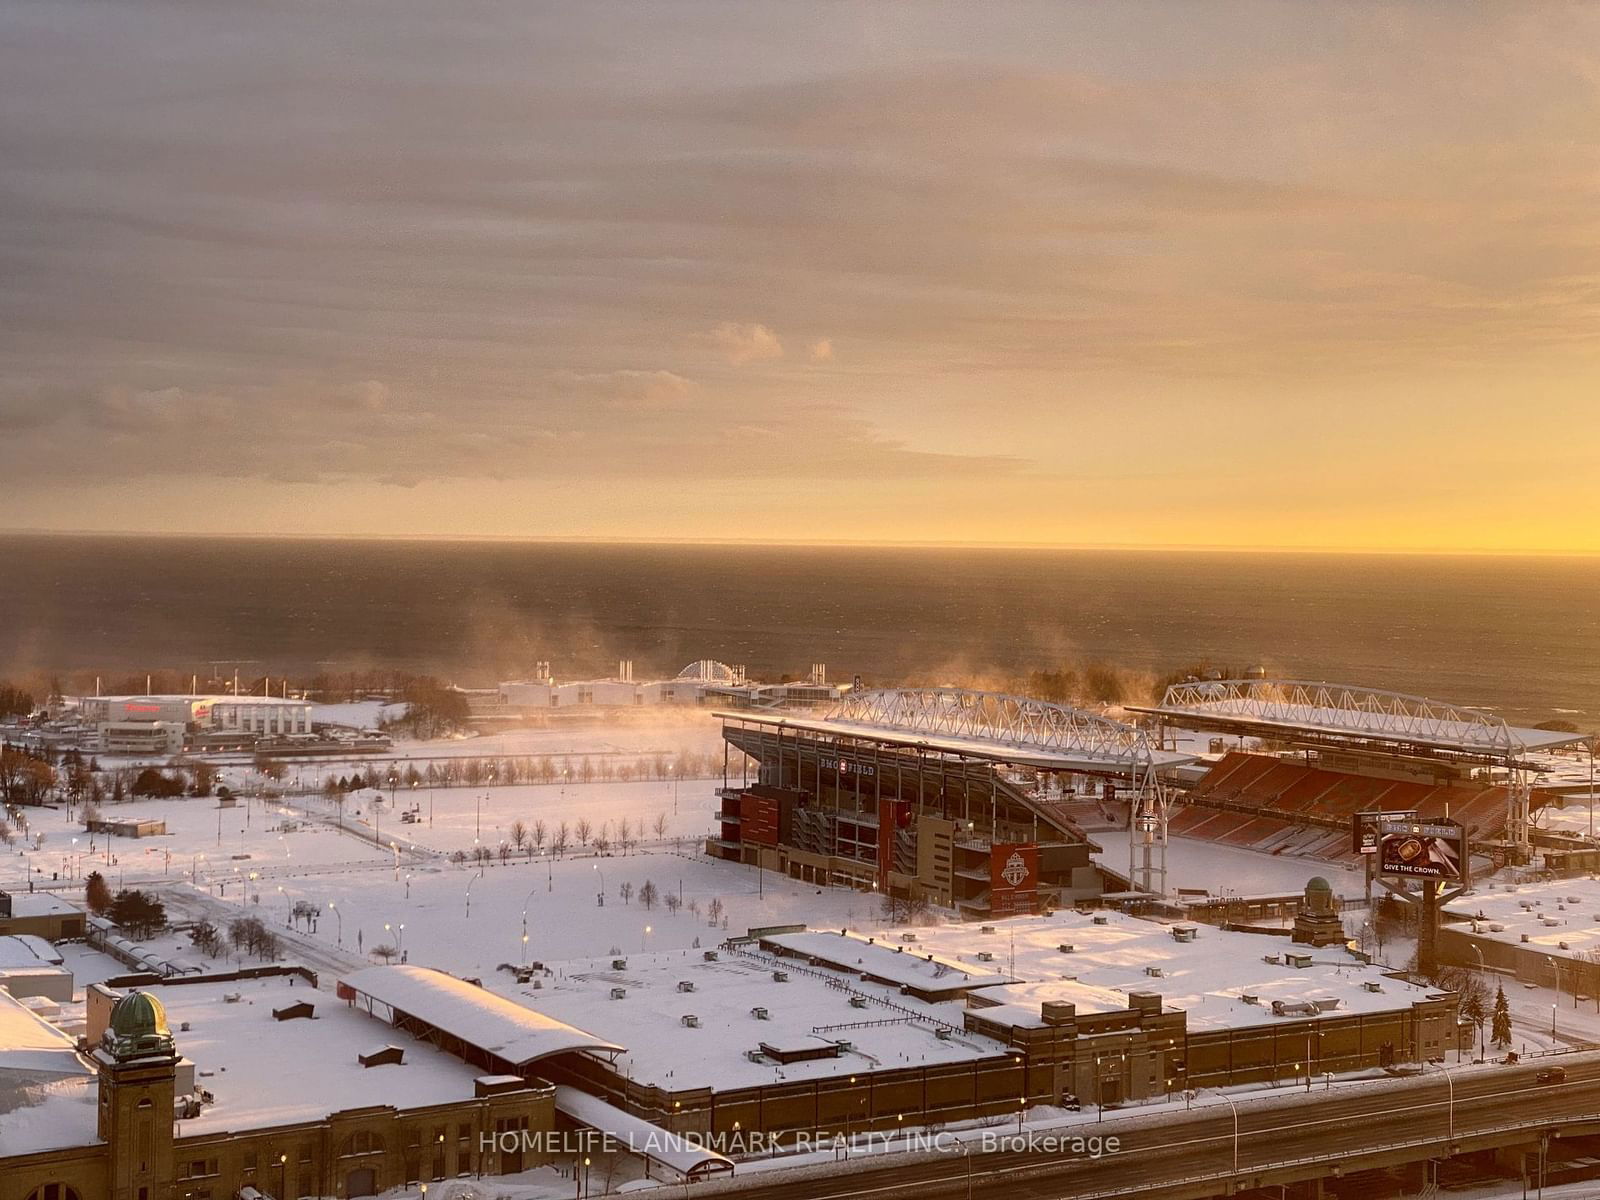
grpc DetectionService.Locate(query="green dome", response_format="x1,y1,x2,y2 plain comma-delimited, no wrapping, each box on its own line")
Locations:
1306,876,1333,895
102,990,175,1061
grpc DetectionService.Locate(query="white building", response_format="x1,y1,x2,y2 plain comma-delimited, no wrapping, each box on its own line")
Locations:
74,694,314,751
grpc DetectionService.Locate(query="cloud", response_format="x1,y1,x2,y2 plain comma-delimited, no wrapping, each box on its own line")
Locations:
701,322,784,366
0,2,1597,542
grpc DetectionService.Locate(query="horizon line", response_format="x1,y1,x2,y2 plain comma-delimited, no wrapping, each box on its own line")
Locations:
2,527,1599,559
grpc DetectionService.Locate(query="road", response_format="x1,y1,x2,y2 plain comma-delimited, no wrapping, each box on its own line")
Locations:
698,1054,1600,1200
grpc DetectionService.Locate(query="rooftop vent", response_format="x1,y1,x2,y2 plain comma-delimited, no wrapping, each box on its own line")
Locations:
900,933,918,943
681,1014,701,1028
1363,981,1383,993
677,980,696,993
1542,918,1561,928
745,1049,765,1063
1521,934,1531,943
1262,953,1282,966
222,993,242,1004
1092,916,1109,926
980,925,996,935
772,971,789,983
1171,926,1198,943
1570,896,1582,904
849,996,868,1009
1145,966,1166,978
934,1028,953,1041
1312,997,1341,1012
1271,999,1319,1017
751,1006,770,1020
1240,993,1260,1005
703,950,720,962
976,951,995,963
609,987,627,1000
358,1045,405,1068
272,1001,314,1022
1058,944,1075,954
1285,953,1312,969
611,958,627,970
1489,923,1505,932
1560,941,1571,951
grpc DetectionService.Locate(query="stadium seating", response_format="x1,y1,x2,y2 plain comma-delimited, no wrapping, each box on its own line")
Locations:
1173,752,1517,863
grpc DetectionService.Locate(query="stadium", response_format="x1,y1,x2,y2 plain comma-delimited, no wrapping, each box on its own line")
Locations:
713,679,1594,928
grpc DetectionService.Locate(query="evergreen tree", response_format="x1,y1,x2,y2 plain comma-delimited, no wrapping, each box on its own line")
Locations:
1492,984,1513,1048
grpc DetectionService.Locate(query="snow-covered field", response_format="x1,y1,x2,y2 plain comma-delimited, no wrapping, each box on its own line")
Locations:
158,848,885,980
1096,834,1365,899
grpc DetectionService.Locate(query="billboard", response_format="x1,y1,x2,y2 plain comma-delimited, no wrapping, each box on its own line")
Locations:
1376,818,1464,881
1352,809,1416,855
990,843,1039,917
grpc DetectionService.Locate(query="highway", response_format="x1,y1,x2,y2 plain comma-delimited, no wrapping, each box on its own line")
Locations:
698,1054,1600,1200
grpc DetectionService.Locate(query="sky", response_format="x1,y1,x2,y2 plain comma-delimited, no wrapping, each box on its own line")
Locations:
1,1,1598,551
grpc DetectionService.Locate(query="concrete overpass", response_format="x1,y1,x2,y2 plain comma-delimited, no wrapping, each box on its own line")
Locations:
692,1052,1600,1200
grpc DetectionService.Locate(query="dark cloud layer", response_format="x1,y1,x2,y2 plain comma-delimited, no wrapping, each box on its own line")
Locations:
1,2,1598,546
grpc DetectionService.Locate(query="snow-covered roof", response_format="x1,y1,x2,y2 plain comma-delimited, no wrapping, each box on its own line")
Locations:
146,974,507,1136
555,1086,732,1178
340,965,623,1068
3,892,80,919
761,930,1014,995
889,910,1441,1033
0,989,95,1083
1131,680,1585,759
503,949,1007,1091
1443,878,1600,963
0,934,65,967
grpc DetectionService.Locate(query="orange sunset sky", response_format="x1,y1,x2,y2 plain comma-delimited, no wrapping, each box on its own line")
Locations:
1,3,1597,552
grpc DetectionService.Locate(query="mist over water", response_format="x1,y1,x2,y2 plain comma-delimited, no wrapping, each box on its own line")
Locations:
2,536,1595,725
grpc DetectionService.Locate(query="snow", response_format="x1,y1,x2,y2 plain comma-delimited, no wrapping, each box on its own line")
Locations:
341,964,623,1066
554,1086,732,1177
853,909,1439,1033
309,700,405,729
1096,833,1366,898
0,987,95,1080
761,930,1013,994
147,973,506,1136
505,946,1004,1091
1443,877,1600,964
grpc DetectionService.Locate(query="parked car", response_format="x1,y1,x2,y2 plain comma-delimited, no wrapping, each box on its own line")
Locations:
1536,1066,1567,1085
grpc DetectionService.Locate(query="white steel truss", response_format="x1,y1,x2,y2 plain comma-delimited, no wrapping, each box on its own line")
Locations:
1156,679,1525,758
823,687,1157,767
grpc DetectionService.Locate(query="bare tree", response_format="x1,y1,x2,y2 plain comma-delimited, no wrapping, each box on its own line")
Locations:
575,818,593,846
639,880,659,910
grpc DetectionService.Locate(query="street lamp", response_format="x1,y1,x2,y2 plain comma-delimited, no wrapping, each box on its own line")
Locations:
1549,956,1564,1038
467,868,484,919
328,901,342,946
1435,1060,1455,1148
593,863,605,906
522,886,540,964
1217,1091,1240,1178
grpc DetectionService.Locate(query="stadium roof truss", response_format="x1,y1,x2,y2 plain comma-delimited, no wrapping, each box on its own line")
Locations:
721,687,1190,775
1130,679,1587,763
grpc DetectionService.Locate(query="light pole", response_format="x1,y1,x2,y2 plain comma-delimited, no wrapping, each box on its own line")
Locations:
642,924,652,952
593,863,605,906
467,868,484,919
328,901,342,946
1549,956,1564,1038
1218,1091,1240,1178
1435,1060,1456,1147
522,886,540,964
